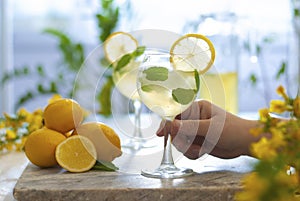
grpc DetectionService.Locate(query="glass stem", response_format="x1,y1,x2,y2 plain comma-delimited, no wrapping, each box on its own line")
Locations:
133,99,142,138
160,120,175,167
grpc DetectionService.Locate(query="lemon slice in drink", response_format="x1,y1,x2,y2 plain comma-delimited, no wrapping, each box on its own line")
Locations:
103,31,138,63
170,33,215,74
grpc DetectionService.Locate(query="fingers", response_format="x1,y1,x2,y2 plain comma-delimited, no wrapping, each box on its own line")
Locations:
176,101,201,120
171,134,202,160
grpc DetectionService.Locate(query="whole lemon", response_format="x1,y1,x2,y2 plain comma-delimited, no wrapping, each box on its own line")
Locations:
24,127,66,168
43,98,84,133
72,122,122,162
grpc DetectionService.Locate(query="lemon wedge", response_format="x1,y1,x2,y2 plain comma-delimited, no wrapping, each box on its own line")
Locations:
103,31,138,63
170,33,215,74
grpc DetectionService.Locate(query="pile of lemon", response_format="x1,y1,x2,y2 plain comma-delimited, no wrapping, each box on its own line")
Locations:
24,98,122,173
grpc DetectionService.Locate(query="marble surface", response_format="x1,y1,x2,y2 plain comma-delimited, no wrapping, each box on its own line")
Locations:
1,151,257,201
14,164,246,201
1,112,259,201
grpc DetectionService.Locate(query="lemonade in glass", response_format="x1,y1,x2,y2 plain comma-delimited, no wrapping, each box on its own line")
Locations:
137,49,200,178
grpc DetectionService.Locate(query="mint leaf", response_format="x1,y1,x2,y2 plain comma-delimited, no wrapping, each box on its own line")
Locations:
172,88,196,105
141,84,165,92
194,69,200,92
115,54,132,71
141,85,155,92
92,160,119,171
114,46,145,71
143,67,168,81
133,46,146,57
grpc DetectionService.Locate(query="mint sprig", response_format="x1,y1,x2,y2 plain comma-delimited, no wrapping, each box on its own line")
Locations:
114,46,145,71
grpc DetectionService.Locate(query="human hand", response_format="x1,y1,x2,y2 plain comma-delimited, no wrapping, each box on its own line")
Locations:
156,100,260,159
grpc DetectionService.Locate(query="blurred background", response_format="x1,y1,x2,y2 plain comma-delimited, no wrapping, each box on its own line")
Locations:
0,0,298,115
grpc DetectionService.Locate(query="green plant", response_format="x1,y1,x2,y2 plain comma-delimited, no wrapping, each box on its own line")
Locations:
2,0,127,116
244,34,290,106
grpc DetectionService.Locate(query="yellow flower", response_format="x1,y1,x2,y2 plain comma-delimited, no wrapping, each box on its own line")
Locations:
33,108,43,116
48,94,62,104
15,137,27,151
292,128,300,140
235,172,268,201
293,96,300,118
0,121,5,128
270,100,287,114
269,128,286,148
17,108,31,118
276,85,289,101
250,127,264,137
5,142,14,151
251,137,277,160
259,108,270,123
6,129,17,140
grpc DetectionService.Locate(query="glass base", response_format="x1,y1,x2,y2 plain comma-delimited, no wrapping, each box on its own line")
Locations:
141,164,194,179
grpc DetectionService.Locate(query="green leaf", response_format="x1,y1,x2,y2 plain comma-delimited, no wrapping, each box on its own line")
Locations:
50,82,58,93
133,46,146,57
256,45,261,56
143,67,168,81
37,84,45,93
16,91,34,108
141,84,165,92
294,8,300,17
276,61,286,80
44,28,85,72
36,65,45,76
92,160,118,171
172,88,196,105
250,73,257,86
115,54,132,71
194,70,200,92
98,76,114,116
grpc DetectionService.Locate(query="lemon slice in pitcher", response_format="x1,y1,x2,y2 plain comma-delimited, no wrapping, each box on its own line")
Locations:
170,33,215,74
103,31,138,63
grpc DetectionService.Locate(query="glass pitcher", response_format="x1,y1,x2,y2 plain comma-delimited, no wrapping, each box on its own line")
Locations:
197,12,240,114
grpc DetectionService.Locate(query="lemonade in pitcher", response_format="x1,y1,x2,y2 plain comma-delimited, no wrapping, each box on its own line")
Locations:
200,71,238,114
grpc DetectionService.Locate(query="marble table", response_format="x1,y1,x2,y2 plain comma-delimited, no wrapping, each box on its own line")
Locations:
2,113,258,201
0,151,257,201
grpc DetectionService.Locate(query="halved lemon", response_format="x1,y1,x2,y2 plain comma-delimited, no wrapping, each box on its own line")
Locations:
103,31,138,63
170,33,215,74
55,135,97,173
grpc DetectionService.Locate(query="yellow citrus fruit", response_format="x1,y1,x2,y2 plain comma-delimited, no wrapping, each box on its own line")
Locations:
103,31,138,63
24,127,66,168
43,98,84,133
170,33,215,74
72,122,122,162
55,135,97,173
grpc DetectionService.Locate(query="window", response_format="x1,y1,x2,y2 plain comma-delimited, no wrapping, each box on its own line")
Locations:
0,0,296,113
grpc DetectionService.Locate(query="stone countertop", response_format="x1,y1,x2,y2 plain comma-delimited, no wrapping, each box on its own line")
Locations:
2,113,258,201
10,153,257,201
13,164,246,201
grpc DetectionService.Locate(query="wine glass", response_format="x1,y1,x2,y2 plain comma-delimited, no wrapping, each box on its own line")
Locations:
112,58,153,150
137,49,200,178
